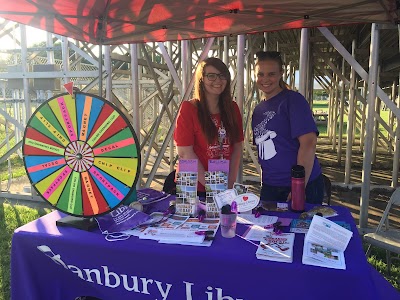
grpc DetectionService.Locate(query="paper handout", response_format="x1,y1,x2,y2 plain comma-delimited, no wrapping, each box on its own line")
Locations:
302,215,353,270
256,232,295,263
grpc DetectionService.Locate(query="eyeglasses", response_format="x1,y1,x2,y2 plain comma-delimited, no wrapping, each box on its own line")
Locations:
204,73,227,81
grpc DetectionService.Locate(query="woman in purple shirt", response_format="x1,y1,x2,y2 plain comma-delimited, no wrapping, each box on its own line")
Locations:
251,51,324,203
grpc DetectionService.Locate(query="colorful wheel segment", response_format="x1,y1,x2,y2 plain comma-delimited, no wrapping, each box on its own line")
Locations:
22,92,140,217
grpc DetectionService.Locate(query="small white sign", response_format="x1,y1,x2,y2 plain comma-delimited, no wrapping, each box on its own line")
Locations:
234,193,260,212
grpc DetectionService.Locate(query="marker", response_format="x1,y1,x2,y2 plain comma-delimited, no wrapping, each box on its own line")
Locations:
195,230,214,236
231,201,238,213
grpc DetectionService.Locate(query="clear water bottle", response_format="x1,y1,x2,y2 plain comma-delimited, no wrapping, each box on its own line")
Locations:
291,165,305,212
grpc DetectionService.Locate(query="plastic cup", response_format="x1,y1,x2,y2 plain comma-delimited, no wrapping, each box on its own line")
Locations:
220,213,237,238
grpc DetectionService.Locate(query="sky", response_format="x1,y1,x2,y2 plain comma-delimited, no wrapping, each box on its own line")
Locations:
0,23,47,50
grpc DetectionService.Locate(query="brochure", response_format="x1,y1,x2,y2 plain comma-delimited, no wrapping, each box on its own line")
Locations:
302,215,353,270
205,159,229,217
256,232,295,263
175,159,198,216
290,219,351,234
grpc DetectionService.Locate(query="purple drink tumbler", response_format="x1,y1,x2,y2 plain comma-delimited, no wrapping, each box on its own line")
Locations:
291,165,305,212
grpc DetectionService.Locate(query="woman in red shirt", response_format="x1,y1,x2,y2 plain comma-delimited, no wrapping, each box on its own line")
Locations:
174,57,244,194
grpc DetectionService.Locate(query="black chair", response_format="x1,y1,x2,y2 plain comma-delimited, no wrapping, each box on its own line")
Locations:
322,174,332,205
163,170,177,195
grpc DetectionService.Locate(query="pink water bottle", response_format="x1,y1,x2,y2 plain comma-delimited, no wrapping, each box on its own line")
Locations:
291,165,305,212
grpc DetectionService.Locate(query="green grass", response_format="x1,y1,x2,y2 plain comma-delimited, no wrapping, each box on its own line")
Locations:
313,100,393,138
365,244,400,290
0,200,51,300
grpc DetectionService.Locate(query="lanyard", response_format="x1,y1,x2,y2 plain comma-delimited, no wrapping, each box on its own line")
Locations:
210,115,227,159
217,121,226,159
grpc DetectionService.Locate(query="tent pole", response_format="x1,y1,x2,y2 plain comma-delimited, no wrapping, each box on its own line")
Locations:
263,32,268,51
389,80,396,152
332,73,338,152
306,44,312,104
61,36,70,89
360,23,380,229
223,36,229,66
130,43,140,188
20,25,30,121
104,45,112,102
167,41,175,173
392,73,400,187
237,34,245,184
283,54,288,83
360,80,367,151
299,28,309,96
130,43,140,141
337,58,345,165
181,40,189,93
345,40,357,184
392,25,400,187
99,44,103,96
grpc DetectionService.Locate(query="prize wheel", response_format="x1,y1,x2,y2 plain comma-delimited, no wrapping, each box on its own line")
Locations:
22,92,141,217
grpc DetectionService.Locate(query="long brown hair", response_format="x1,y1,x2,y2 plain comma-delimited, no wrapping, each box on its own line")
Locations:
255,51,290,90
193,57,240,145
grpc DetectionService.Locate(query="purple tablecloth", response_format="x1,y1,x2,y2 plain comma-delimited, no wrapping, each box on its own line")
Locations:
11,201,399,300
